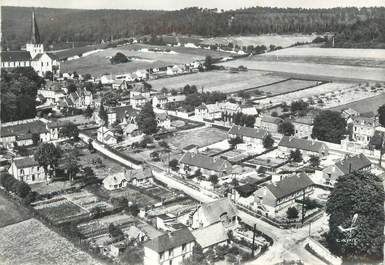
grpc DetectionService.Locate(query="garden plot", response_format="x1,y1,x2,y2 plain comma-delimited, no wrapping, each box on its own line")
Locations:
63,190,113,211
329,92,385,114
148,70,286,94
256,82,354,106
249,78,320,96
165,127,227,150
107,186,160,208
0,219,103,265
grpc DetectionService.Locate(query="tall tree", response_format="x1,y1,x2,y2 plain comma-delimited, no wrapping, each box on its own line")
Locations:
63,151,79,182
136,102,158,135
278,121,295,136
326,171,384,263
263,134,274,149
378,104,385,127
98,103,108,125
312,110,347,144
60,122,79,140
34,143,62,180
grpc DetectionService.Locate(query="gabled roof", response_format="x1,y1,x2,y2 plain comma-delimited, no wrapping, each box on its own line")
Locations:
235,183,260,198
278,136,328,153
261,116,283,124
103,172,127,186
107,105,137,121
144,228,195,253
334,153,371,175
199,198,238,225
265,173,313,200
228,125,268,140
126,167,153,181
352,115,376,127
13,156,39,169
1,51,32,62
192,222,228,249
1,120,48,137
179,152,232,172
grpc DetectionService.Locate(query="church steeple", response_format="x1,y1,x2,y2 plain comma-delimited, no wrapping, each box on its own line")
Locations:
31,9,41,44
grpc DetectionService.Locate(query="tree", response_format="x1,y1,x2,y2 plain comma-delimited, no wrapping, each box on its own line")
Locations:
263,134,274,149
44,71,53,80
209,175,218,186
150,151,160,161
312,110,347,144
128,203,140,217
83,73,92,81
98,104,108,125
136,102,158,135
378,104,385,127
16,181,31,198
286,207,299,219
326,171,384,263
309,155,320,168
34,143,61,180
203,55,213,70
228,136,243,147
84,105,93,118
291,100,309,114
60,122,79,141
108,223,124,238
289,149,303,162
169,159,179,170
110,52,129,64
63,151,79,181
67,83,77,94
278,121,295,136
160,87,168,94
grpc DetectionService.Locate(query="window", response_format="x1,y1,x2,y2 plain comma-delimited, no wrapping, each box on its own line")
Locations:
47,62,49,66
159,252,164,260
41,62,43,67
32,175,35,181
20,169,24,175
168,249,173,257
182,243,186,252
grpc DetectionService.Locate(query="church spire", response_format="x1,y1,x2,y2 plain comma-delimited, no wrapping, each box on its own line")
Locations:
31,9,41,44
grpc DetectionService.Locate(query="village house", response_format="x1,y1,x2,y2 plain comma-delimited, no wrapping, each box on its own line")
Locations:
126,225,148,244
195,103,222,121
179,152,232,178
322,153,371,186
126,167,153,186
352,115,377,146
292,116,314,139
156,113,172,130
102,172,128,190
240,104,258,116
190,198,238,230
97,126,118,145
156,214,187,232
37,88,66,104
0,118,55,148
254,173,314,217
341,108,360,124
192,222,228,251
278,136,329,158
228,125,269,148
143,228,195,265
129,84,152,108
95,105,137,126
8,156,48,184
153,94,186,109
259,115,283,133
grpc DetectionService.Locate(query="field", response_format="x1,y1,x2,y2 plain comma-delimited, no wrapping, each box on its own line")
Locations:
0,218,103,265
260,47,385,68
200,34,319,48
0,192,30,228
328,93,385,114
165,127,228,150
218,60,385,82
61,43,231,77
249,78,320,96
148,70,287,94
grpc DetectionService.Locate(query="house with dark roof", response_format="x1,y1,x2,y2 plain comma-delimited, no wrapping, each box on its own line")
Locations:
143,228,195,265
179,152,232,178
8,156,48,184
190,198,238,230
259,115,283,133
322,153,371,186
352,115,378,146
228,125,269,148
195,103,222,121
278,136,329,157
254,173,314,216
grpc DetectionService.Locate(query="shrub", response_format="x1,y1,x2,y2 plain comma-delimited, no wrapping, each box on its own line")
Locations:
287,207,299,219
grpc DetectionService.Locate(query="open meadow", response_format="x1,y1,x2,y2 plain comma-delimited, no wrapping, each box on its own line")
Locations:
259,47,385,68
0,219,103,265
61,43,231,77
218,60,385,82
200,34,319,48
149,70,287,93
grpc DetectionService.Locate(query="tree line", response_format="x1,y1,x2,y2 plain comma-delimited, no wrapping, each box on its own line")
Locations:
2,6,385,50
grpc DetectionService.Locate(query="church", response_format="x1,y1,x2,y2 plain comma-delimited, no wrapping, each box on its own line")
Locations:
0,10,60,77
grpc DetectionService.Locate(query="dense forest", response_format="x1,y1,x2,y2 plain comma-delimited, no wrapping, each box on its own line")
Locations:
2,6,385,49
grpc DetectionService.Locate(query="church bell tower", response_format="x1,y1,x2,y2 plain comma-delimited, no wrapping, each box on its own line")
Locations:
25,9,44,58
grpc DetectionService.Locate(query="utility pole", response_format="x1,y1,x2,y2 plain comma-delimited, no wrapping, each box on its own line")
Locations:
301,189,306,225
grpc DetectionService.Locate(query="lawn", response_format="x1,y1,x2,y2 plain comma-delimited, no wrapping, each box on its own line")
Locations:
0,192,30,228
0,218,103,265
149,70,286,94
218,60,385,82
61,43,231,77
328,93,385,114
165,127,227,149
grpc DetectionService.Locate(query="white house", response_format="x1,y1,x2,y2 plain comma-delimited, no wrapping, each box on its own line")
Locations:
278,136,329,158
195,103,222,121
352,115,377,146
227,125,269,148
97,126,118,145
144,228,195,265
8,156,48,184
102,172,128,190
